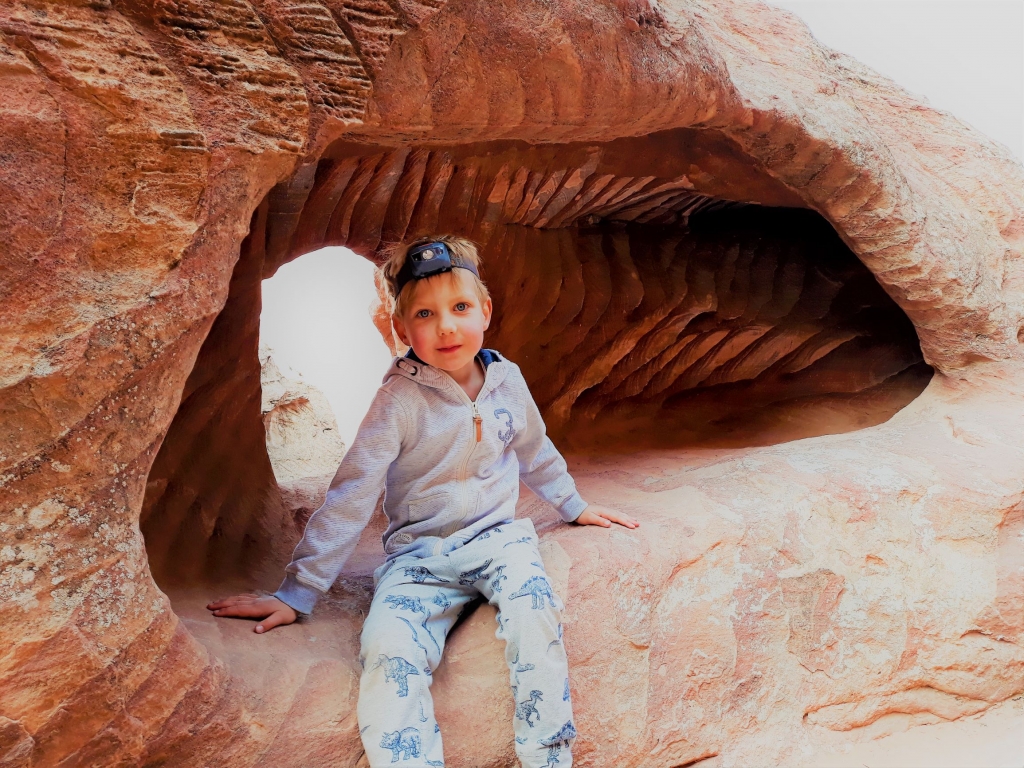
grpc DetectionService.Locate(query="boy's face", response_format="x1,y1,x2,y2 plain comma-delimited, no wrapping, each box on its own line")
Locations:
392,270,492,374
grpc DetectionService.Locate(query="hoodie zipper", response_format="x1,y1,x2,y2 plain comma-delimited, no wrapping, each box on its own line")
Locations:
446,369,488,538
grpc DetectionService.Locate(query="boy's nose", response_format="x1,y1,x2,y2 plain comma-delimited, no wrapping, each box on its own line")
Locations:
437,313,457,334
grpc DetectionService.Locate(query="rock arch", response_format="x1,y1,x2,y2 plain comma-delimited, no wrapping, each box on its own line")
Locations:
1,1,1022,766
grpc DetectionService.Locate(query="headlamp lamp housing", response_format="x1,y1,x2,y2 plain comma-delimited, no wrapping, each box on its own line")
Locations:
395,241,479,295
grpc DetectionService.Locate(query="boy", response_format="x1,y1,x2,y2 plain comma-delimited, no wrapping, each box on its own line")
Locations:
208,236,638,768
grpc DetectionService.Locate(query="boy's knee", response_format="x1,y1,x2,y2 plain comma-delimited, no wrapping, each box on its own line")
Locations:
497,595,563,641
360,620,424,666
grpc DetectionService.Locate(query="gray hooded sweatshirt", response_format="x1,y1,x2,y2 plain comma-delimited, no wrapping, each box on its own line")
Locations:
274,350,588,615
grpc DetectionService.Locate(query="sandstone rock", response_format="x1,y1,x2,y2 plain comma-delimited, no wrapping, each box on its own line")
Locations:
259,347,346,523
1,0,1023,766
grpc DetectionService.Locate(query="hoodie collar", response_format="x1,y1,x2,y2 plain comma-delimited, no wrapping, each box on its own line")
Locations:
405,348,501,369
385,348,508,394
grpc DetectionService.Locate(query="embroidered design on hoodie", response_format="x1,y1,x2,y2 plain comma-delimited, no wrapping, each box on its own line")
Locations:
494,407,516,445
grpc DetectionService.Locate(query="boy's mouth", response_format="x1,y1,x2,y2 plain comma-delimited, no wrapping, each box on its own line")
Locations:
436,344,462,353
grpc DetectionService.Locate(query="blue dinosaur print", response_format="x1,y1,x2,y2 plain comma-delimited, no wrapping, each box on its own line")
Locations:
372,654,420,697
563,678,570,702
457,558,493,586
434,723,441,733
509,647,535,686
515,736,527,745
384,594,427,614
475,525,503,541
426,761,444,767
503,536,532,548
509,576,557,610
432,591,451,613
432,592,453,639
530,561,544,569
543,744,563,767
494,407,516,445
380,727,421,762
418,701,428,722
540,721,577,767
385,594,441,654
512,648,535,675
548,622,564,651
513,688,544,727
489,564,507,593
395,616,431,667
403,565,449,584
543,721,577,746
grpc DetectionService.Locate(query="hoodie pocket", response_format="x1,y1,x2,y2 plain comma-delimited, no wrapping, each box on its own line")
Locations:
407,491,450,524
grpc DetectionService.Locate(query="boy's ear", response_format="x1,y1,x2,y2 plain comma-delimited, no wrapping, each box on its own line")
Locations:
482,297,493,330
392,313,411,346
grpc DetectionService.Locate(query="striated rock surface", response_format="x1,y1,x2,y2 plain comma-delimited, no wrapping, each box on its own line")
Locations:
1,0,1023,766
259,347,346,523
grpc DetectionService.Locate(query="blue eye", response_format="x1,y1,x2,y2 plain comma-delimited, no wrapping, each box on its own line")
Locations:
417,309,430,318
455,302,468,312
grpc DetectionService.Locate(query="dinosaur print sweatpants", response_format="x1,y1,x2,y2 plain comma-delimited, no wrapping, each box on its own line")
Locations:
357,518,576,768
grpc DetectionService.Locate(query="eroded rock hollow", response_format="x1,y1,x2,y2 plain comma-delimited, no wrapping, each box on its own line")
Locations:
1,0,1022,766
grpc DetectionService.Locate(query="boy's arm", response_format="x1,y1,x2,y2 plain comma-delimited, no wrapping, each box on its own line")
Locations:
510,377,589,523
274,387,407,615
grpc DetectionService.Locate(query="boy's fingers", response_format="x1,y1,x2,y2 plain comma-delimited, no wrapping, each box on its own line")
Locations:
207,594,261,609
603,511,639,528
255,610,293,634
212,602,269,618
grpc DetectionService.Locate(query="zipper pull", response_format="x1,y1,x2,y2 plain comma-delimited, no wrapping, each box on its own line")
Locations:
473,403,482,442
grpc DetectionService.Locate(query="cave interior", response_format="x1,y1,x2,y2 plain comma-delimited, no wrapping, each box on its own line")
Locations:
140,127,931,591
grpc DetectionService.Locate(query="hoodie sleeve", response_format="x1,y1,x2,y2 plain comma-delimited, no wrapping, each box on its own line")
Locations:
274,386,407,615
509,371,589,523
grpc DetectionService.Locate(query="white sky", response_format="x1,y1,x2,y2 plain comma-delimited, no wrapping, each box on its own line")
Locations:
261,2,1023,444
260,249,393,447
770,0,1023,159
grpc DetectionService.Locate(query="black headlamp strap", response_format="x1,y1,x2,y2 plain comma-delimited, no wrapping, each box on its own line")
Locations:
395,243,480,295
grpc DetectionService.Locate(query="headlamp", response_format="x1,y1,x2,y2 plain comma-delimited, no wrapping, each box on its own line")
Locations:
395,241,479,294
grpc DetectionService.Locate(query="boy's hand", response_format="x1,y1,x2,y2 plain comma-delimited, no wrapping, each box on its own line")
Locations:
206,593,298,634
574,504,639,529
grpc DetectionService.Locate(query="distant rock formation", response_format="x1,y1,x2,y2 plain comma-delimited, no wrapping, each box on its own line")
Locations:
259,347,346,525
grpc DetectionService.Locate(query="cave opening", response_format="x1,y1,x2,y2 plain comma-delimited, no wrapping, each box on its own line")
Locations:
140,128,932,593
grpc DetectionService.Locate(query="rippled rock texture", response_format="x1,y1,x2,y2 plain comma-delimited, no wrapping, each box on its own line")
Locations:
1,0,1022,765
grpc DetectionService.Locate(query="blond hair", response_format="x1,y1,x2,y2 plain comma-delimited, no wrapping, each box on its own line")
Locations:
380,235,490,318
